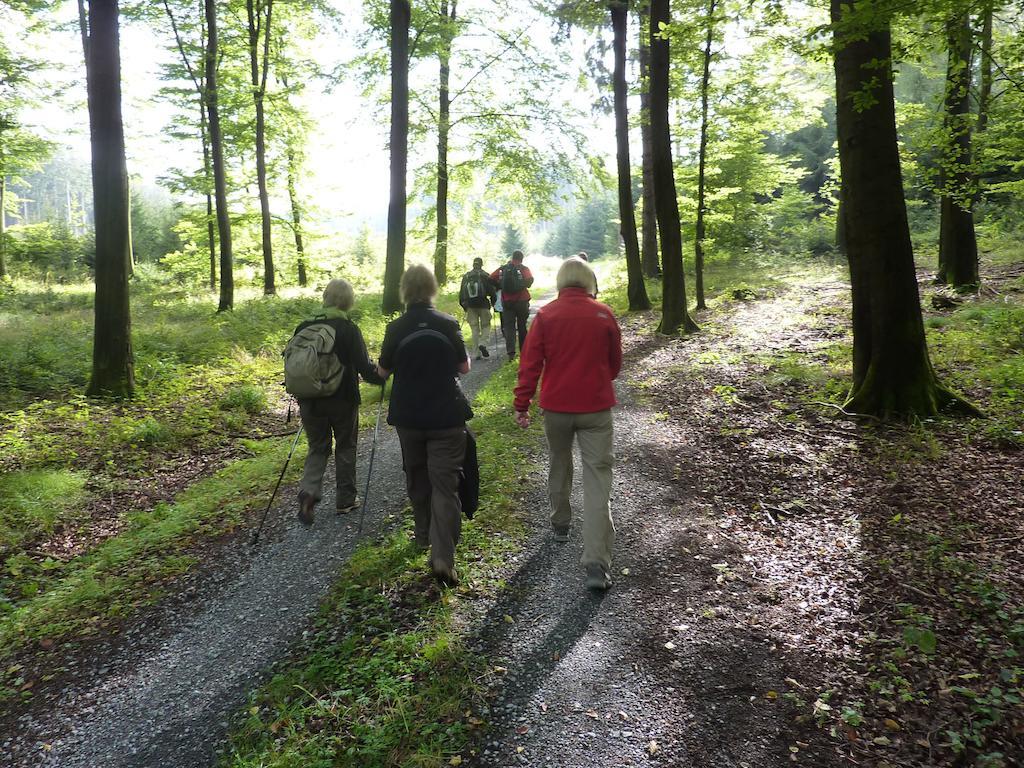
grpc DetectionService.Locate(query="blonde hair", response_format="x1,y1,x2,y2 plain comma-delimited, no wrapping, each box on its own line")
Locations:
556,257,597,295
323,278,355,310
400,263,438,305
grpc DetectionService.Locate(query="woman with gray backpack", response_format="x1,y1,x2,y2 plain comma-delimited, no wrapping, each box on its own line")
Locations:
283,278,385,525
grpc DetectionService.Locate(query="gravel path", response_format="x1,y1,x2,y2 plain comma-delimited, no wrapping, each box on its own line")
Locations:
463,289,844,767
1,319,517,768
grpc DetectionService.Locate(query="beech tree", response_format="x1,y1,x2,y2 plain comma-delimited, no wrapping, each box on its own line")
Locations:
936,5,978,289
650,0,697,334
82,0,134,397
637,0,660,277
610,1,649,310
245,0,275,295
832,0,970,418
205,0,234,311
383,0,410,314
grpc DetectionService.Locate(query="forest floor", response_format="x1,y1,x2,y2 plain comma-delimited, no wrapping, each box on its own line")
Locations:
2,264,1022,767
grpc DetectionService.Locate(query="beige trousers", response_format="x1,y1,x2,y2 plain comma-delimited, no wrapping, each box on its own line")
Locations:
543,409,615,570
464,307,491,351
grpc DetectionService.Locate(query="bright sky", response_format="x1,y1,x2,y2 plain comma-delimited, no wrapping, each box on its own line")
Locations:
11,0,618,233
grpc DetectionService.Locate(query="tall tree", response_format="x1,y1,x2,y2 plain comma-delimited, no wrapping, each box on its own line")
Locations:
205,0,233,311
832,0,969,418
692,0,718,311
936,6,978,288
383,0,410,314
246,0,275,295
82,0,134,397
160,0,217,290
976,0,994,135
637,0,659,277
610,1,650,310
650,0,697,334
433,0,456,284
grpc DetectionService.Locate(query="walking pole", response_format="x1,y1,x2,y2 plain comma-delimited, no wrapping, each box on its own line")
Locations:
252,422,305,545
358,384,387,534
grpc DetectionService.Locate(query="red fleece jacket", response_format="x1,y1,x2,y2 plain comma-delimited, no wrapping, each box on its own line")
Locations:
514,287,622,413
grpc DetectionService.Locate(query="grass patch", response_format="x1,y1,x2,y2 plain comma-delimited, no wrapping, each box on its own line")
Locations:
0,436,308,658
0,470,88,553
222,363,542,767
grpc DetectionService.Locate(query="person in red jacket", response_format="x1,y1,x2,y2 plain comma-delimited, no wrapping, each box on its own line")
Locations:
490,250,534,361
513,257,622,590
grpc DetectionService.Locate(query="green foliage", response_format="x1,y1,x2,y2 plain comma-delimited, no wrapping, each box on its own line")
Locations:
543,192,617,259
500,223,526,255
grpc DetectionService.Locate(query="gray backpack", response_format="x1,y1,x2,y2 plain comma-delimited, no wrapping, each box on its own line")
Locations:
283,320,345,398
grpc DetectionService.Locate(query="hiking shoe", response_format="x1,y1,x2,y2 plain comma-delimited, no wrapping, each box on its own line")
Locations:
553,526,569,543
431,559,460,588
479,344,490,358
297,491,316,526
584,564,612,591
336,499,360,515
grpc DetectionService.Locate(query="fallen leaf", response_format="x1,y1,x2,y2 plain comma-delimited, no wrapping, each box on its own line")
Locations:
540,702,548,712
647,740,660,756
449,757,463,767
516,746,525,754
585,709,600,719
765,690,778,700
873,736,891,746
883,719,900,732
504,614,514,624
249,706,259,716
664,641,676,650
618,710,629,721
516,725,529,735
621,567,631,576
493,666,507,675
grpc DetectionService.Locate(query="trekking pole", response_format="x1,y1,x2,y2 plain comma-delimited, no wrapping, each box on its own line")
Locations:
358,384,387,534
252,422,305,545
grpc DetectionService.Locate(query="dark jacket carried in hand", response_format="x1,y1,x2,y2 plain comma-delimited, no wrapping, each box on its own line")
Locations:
292,309,383,404
459,268,497,309
379,303,470,429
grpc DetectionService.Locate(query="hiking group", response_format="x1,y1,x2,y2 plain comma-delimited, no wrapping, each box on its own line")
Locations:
282,252,621,591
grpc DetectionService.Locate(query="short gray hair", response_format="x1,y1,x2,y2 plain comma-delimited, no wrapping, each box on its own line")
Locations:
400,263,438,305
323,278,355,310
556,257,597,295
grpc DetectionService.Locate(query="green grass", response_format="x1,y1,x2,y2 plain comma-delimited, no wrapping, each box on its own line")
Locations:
222,363,542,768
0,470,88,553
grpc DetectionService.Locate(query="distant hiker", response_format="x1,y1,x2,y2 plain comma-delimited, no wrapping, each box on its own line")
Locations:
576,252,598,297
459,257,497,361
378,264,471,588
284,278,385,526
490,250,534,361
513,258,621,591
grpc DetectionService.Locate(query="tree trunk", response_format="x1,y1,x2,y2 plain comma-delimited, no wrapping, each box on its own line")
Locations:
611,2,650,311
835,194,847,257
206,0,233,312
937,10,978,289
433,0,455,286
383,0,410,314
201,111,217,291
650,0,697,335
83,0,135,398
0,175,7,279
637,0,660,278
694,0,717,311
247,0,275,295
832,0,970,419
286,146,307,287
977,0,993,134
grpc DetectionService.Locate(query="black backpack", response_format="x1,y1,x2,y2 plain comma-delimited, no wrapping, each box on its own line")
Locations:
463,271,487,302
501,263,527,294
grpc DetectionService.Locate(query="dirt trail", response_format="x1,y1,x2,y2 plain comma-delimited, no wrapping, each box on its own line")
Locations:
465,272,854,766
0,324,516,768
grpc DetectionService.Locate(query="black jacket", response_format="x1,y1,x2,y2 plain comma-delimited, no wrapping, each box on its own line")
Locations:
379,303,469,429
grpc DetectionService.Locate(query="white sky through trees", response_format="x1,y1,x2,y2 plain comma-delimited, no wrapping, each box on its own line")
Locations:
12,0,618,233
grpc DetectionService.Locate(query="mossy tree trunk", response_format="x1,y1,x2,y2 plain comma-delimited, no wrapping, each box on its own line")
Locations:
650,0,697,335
611,2,650,311
832,0,971,419
937,8,978,289
83,0,135,398
383,0,410,314
693,0,717,311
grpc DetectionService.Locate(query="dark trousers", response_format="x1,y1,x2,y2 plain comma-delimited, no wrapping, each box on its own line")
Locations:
501,300,530,358
299,398,359,507
397,426,466,569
